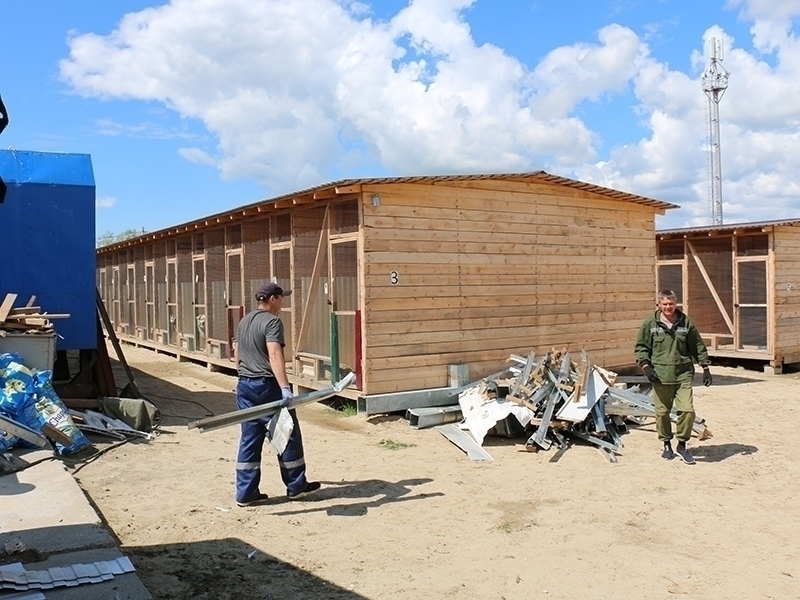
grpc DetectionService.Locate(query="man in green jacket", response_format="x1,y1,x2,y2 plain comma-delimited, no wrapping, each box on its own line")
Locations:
634,290,712,464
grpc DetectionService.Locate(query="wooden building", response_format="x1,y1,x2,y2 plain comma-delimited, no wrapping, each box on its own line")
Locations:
656,218,800,373
97,172,675,409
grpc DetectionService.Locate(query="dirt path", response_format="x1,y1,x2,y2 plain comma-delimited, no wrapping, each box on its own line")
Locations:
70,345,800,600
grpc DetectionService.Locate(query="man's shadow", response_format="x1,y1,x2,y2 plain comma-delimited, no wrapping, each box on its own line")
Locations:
271,477,443,517
690,443,758,463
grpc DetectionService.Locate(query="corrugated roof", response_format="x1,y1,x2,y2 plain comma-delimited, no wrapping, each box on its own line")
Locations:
98,171,677,253
657,217,800,238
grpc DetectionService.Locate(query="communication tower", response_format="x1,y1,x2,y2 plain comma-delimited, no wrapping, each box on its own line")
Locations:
702,37,729,225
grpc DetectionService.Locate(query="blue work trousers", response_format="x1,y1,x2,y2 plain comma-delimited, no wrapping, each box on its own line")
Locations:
235,376,308,503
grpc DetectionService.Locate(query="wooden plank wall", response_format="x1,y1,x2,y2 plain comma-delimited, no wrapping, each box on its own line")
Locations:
361,180,658,395
772,224,800,363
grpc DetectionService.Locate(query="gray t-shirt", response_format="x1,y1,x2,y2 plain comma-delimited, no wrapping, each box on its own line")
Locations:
236,309,285,378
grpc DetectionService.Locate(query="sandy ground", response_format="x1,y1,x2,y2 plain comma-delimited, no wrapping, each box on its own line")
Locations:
68,344,800,600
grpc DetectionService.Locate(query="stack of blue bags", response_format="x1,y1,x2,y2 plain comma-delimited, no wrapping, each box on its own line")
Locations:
0,352,90,455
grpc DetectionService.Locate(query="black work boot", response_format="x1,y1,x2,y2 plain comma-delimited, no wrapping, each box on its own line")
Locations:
676,441,696,464
661,441,674,460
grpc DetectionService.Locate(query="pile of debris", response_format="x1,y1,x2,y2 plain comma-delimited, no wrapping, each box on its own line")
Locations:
1,348,159,472
0,293,68,335
415,349,711,463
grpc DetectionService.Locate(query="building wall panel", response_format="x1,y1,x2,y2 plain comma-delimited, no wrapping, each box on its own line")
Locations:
361,181,656,394
773,225,800,361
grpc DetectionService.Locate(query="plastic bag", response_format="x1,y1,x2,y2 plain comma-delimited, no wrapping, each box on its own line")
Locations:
0,352,24,370
267,408,294,455
0,355,36,415
31,371,90,456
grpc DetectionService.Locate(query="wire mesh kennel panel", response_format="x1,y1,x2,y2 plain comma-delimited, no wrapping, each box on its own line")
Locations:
242,218,271,313
206,228,226,345
293,206,329,359
686,237,733,343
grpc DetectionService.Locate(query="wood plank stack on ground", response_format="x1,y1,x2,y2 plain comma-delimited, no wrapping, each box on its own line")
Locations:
0,293,69,335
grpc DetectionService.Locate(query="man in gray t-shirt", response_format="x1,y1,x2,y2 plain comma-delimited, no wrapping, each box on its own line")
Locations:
233,282,320,506
236,308,284,379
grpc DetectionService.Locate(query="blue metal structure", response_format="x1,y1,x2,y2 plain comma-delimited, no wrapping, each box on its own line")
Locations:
0,150,96,350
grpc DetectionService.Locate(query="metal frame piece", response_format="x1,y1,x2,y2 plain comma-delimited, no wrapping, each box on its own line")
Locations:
358,368,510,415
531,389,559,450
563,429,621,455
0,415,48,448
510,352,535,398
435,424,493,462
406,405,462,429
189,372,355,432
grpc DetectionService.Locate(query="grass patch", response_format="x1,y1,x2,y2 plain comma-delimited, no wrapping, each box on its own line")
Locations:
378,438,416,451
322,399,358,417
495,522,513,534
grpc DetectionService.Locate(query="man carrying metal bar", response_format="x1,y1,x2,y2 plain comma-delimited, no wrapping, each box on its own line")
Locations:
234,282,320,506
634,289,712,464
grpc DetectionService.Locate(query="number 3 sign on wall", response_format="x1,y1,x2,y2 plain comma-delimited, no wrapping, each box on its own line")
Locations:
389,270,399,285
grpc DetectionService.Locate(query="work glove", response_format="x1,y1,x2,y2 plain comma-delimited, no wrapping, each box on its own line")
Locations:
641,362,660,384
280,385,294,408
702,368,713,387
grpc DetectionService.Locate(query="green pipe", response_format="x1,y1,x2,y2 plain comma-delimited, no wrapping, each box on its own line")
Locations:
330,312,339,383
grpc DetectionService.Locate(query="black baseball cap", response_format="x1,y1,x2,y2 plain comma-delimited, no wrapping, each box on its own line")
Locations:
255,282,292,300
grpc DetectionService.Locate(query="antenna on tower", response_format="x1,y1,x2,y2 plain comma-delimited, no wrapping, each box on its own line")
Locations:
702,37,729,226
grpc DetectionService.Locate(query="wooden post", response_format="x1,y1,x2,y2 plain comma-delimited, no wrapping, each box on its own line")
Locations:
354,309,363,390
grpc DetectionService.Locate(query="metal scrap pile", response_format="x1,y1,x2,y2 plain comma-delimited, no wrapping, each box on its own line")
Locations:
437,349,711,463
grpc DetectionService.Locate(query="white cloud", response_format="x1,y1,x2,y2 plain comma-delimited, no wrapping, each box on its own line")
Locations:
178,147,216,166
95,117,195,139
96,195,117,208
60,0,800,226
727,0,800,21
528,24,646,118
577,19,800,227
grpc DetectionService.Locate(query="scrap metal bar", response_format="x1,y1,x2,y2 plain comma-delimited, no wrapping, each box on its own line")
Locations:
604,403,654,417
531,388,559,449
406,405,462,429
0,414,49,448
546,369,572,404
605,388,708,434
526,381,554,412
435,424,493,462
597,447,618,463
606,421,625,449
359,368,510,415
563,428,621,454
510,351,535,398
189,372,355,432
591,400,607,435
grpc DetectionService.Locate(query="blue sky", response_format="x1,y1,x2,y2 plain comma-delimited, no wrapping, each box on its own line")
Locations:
1,0,799,239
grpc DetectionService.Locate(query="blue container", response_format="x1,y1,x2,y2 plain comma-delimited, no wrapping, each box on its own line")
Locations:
0,150,97,350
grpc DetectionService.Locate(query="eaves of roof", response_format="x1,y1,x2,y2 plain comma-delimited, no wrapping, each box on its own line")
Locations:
98,171,678,253
657,217,800,238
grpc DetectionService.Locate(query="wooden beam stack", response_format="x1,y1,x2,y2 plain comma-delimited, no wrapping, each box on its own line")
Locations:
0,293,70,335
